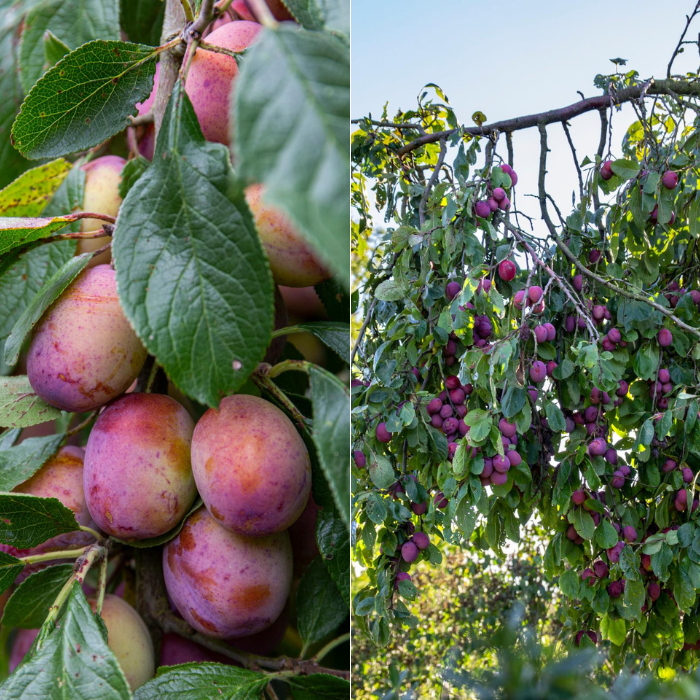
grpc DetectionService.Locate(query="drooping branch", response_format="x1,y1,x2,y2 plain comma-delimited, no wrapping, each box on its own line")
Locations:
536,123,700,341
351,79,700,156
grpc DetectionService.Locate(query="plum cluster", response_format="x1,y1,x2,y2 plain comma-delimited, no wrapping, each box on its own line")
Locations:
474,164,519,218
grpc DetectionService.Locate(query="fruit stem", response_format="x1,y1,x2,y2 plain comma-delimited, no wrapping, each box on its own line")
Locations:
247,0,278,28
64,411,97,438
18,546,91,565
95,551,108,615
197,41,247,65
312,632,350,662
178,0,195,23
79,525,104,541
213,0,234,16
265,359,312,378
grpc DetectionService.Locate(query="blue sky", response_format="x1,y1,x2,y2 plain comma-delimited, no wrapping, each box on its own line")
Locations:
352,0,697,222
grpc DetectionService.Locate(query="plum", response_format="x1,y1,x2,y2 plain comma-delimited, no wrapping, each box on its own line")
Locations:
607,541,624,562
543,323,556,341
27,266,147,412
427,398,443,414
353,450,366,468
572,274,583,292
600,160,613,180
411,501,427,515
78,156,125,266
683,467,694,484
529,361,546,383
490,471,507,486
588,438,606,457
498,196,510,210
507,449,522,467
608,580,623,598
647,582,661,601
159,633,234,666
662,458,678,473
589,249,601,264
401,541,418,563
186,21,262,145
191,395,311,536
395,572,411,589
246,184,330,287
527,286,543,304
593,560,609,579
513,290,526,309
164,507,292,638
498,418,517,438
434,491,448,509
475,201,491,218
493,454,510,473
533,325,548,344
658,328,673,347
445,376,460,390
89,595,155,690
412,532,430,550
623,525,637,543
572,489,586,505
84,394,196,540
498,260,516,281
238,0,295,20
445,281,462,300
376,422,392,443
492,187,506,202
662,171,678,189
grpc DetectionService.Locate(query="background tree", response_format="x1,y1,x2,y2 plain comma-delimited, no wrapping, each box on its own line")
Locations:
0,0,350,698
351,0,700,687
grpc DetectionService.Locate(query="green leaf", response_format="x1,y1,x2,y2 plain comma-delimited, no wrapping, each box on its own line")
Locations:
4,252,91,366
310,366,350,528
501,386,526,418
601,614,627,646
43,31,70,67
368,453,394,489
297,557,347,650
314,277,349,323
118,154,150,198
622,578,645,621
287,674,350,700
282,0,349,39
2,583,131,698
0,377,63,428
595,520,618,549
112,82,274,407
0,214,79,256
0,493,79,548
316,507,349,605
282,321,349,364
12,41,157,160
0,433,64,491
2,563,73,628
570,508,595,540
19,0,119,93
373,279,406,301
0,159,72,217
0,550,23,595
544,401,566,432
610,159,640,180
134,663,268,700
120,0,166,46
235,25,350,287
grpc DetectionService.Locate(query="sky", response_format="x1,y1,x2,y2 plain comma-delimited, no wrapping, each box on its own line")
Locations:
351,0,699,227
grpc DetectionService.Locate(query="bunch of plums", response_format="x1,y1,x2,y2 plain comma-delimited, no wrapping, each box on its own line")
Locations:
473,164,518,218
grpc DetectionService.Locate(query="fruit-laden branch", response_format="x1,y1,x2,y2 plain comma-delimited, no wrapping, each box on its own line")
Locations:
352,78,700,156
535,122,700,341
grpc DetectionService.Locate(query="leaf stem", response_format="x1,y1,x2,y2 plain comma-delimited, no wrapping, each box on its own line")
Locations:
179,0,195,23
65,411,97,438
18,546,91,565
312,632,350,662
79,524,104,541
95,551,108,614
265,360,313,378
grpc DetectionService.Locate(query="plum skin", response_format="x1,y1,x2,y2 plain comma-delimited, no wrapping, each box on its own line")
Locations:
245,184,331,287
163,507,292,638
191,394,311,536
27,265,148,412
90,595,155,690
78,156,125,266
84,393,197,540
185,21,261,145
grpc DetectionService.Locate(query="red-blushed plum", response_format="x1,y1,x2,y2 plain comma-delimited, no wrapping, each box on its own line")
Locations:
245,184,331,287
185,21,261,145
9,628,38,673
77,156,125,266
163,507,292,638
287,493,319,578
27,266,147,412
228,604,290,655
89,595,155,690
191,394,311,536
83,393,196,540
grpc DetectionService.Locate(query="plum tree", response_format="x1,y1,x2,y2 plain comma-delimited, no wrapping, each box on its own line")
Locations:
163,507,292,638
27,265,147,412
245,184,331,287
191,394,311,536
77,156,125,266
89,595,155,690
83,393,197,539
185,20,261,145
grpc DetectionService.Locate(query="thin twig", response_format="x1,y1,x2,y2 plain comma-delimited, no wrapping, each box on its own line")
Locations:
351,298,376,366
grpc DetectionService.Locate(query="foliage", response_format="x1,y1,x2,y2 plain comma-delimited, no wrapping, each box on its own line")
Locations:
0,0,350,697
351,19,700,675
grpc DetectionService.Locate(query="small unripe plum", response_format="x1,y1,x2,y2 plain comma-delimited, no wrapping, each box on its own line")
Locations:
533,325,548,344
593,560,609,579
475,200,491,218
498,259,516,282
658,328,673,347
492,187,506,202
89,595,155,690
445,281,461,300
353,450,366,468
572,274,583,292
499,418,517,438
529,361,546,383
648,582,661,601
527,286,543,304
27,266,147,412
623,525,637,543
608,580,623,598
164,507,292,638
402,541,419,563
588,438,606,456
572,489,586,505
413,532,430,550
376,422,392,443
493,454,511,473
186,21,261,145
84,393,196,539
192,395,311,536
78,156,125,266
411,501,427,515
427,398,443,415
662,171,678,189
245,184,330,287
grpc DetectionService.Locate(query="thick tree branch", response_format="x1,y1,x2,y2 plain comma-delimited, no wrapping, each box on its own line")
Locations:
360,79,700,156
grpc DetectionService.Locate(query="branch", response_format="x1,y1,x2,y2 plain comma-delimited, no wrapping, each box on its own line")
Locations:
351,298,376,366
668,2,700,77
419,137,447,227
382,78,700,156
